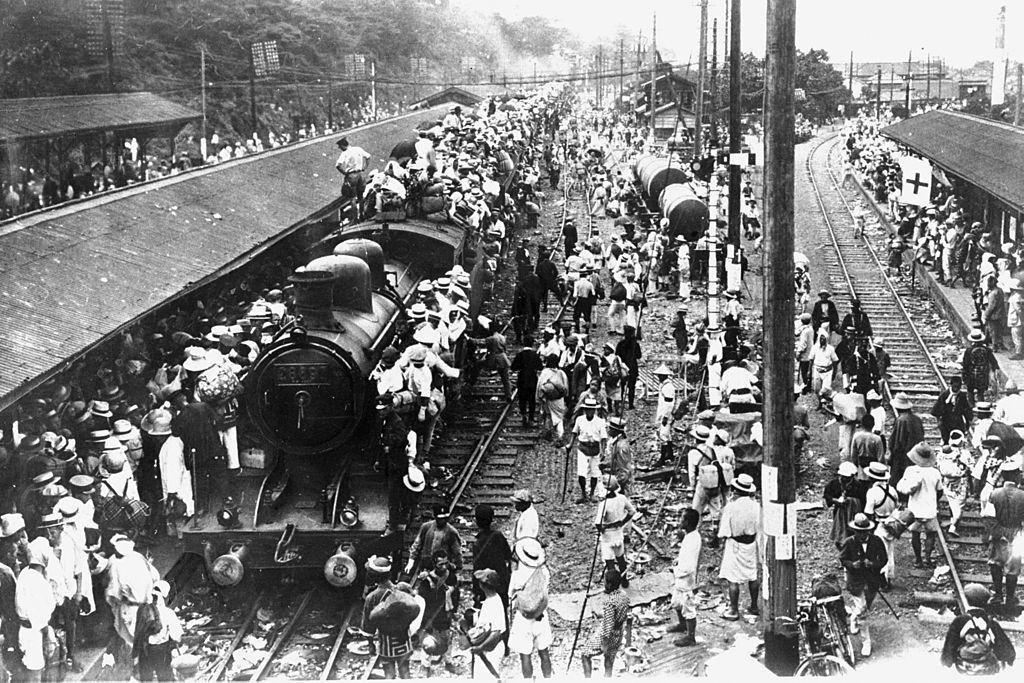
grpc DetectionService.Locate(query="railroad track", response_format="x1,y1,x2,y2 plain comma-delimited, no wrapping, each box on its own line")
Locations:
806,134,970,613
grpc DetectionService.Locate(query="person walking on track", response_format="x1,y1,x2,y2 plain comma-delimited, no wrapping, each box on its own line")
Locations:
567,397,608,503
839,513,888,658
986,460,1024,610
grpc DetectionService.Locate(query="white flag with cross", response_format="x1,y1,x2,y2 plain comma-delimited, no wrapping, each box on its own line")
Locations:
898,155,933,207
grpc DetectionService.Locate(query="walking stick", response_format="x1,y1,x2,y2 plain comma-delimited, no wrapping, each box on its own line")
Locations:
566,496,610,674
561,443,572,504
875,588,900,620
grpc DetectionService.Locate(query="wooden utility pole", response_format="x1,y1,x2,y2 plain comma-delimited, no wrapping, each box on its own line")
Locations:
694,0,708,158
649,13,657,141
710,18,719,141
326,75,334,129
848,51,853,99
248,43,258,137
727,0,741,248
200,45,208,159
619,37,625,111
926,54,932,104
938,59,943,101
1016,63,1022,126
370,60,377,119
905,50,913,112
763,0,798,673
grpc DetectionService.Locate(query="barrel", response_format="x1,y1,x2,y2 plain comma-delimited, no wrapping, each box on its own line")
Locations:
659,184,709,242
633,155,689,210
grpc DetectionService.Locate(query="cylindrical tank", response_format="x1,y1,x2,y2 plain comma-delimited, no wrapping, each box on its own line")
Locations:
307,255,372,314
334,239,386,291
660,184,710,242
633,155,689,209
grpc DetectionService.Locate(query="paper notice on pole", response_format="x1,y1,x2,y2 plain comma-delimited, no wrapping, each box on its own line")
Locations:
763,502,797,536
775,534,795,560
762,465,779,501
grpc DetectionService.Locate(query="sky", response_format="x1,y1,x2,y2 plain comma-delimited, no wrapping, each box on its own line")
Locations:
470,0,1023,69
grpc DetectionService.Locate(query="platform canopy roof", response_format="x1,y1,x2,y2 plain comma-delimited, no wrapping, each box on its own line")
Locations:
881,109,1024,212
0,91,200,145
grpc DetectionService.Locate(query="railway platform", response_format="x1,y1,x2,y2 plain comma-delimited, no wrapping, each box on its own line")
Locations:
848,153,1024,392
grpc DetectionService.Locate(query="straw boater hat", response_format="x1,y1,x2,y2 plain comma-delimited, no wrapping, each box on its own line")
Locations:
514,537,546,568
891,392,913,410
407,302,428,321
182,347,214,373
403,466,426,493
582,396,599,409
38,512,64,529
837,461,857,477
608,416,626,432
731,473,756,495
690,424,712,440
654,363,673,377
968,329,986,343
848,512,876,532
90,400,113,419
908,442,936,467
975,401,994,416
510,489,533,504
865,462,890,481
0,513,25,539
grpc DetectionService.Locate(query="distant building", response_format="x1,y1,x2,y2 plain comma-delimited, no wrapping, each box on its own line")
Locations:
630,65,698,140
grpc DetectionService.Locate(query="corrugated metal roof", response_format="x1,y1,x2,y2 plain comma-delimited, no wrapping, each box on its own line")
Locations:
0,105,448,409
881,109,1024,211
0,92,199,143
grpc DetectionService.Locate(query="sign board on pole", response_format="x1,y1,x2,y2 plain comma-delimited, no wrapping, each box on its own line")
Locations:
251,41,280,77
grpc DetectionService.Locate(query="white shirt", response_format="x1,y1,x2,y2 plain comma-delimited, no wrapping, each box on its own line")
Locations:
16,566,55,629
515,506,540,542
673,530,703,590
158,435,195,516
335,146,371,173
993,394,1024,426
573,415,608,444
897,465,943,519
373,364,405,395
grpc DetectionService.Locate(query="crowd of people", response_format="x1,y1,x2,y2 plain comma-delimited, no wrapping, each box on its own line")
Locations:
842,116,1024,358
0,94,402,221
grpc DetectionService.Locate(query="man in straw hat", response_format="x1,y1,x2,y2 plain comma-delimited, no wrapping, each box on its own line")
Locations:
839,513,888,657
15,537,55,681
889,392,924,488
567,396,609,503
986,459,1024,610
962,328,998,402
897,443,944,568
862,462,899,587
931,376,972,445
719,473,760,620
941,582,1016,674
362,555,414,678
104,533,159,663
508,537,553,679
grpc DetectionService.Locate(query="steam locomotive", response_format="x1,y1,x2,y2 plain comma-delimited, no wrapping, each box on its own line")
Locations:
184,184,511,592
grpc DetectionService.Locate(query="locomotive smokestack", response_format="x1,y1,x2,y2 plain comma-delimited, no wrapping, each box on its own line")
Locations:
287,270,338,330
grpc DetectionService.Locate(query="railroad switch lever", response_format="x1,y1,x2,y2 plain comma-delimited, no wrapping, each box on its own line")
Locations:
274,523,301,564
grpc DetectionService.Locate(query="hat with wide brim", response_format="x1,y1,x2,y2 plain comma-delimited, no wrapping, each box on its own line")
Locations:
513,537,546,568
731,473,756,494
848,513,876,532
865,462,890,480
365,555,393,575
908,442,936,467
582,396,599,409
182,347,215,372
510,488,533,504
975,402,994,416
403,466,426,493
653,363,674,377
968,329,986,342
891,392,913,410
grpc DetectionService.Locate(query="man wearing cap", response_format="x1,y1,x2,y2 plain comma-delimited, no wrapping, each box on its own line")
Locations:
18,471,56,539
132,580,182,681
897,443,944,568
941,582,1015,674
468,568,506,680
795,313,815,394
15,539,55,681
825,461,866,549
372,346,405,397
962,329,999,402
472,504,512,637
567,397,609,503
719,474,760,620
511,337,544,427
616,327,643,411
508,538,553,678
889,393,925,488
986,461,1024,608
594,475,635,588
362,556,413,679
839,513,888,657
511,489,539,545
931,376,973,444
335,137,371,218
603,418,634,493
535,248,563,313
406,504,463,583
810,290,839,336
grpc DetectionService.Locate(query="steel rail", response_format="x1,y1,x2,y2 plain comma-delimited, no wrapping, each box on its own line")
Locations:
806,134,969,614
249,589,315,680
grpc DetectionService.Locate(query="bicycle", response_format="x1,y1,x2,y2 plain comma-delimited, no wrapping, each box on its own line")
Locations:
775,595,856,676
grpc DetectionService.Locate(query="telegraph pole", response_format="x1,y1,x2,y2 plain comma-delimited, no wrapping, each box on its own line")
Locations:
619,37,625,111
649,13,657,141
763,0,798,673
926,54,932,104
727,0,741,248
370,60,377,119
876,68,882,116
326,75,334,129
848,51,854,101
905,50,913,112
694,0,708,158
710,18,719,142
248,43,258,137
1016,63,1022,126
200,45,208,159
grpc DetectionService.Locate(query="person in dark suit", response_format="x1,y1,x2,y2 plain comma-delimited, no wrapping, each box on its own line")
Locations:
839,513,888,658
931,376,973,444
535,248,563,313
810,290,839,336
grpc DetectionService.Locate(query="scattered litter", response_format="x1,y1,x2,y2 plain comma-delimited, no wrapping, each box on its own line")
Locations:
347,640,371,655
794,500,824,511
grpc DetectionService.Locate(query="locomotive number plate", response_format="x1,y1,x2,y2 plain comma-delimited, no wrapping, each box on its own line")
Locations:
275,363,331,385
